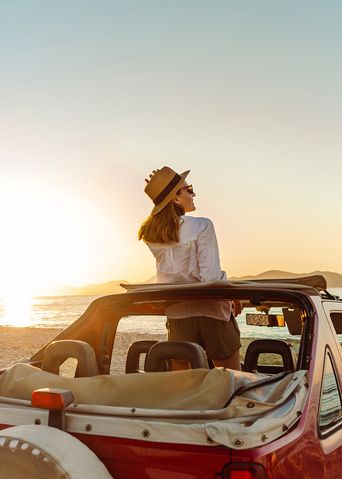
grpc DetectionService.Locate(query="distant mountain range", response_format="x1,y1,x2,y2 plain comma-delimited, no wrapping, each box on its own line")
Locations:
230,270,342,288
52,270,342,296
51,280,129,296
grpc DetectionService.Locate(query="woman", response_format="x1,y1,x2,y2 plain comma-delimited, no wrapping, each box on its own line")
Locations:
139,166,241,370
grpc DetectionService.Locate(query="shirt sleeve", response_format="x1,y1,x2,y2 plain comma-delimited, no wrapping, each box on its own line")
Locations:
196,219,227,282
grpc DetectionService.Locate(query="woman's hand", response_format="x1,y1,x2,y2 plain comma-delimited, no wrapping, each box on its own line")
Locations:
233,299,243,316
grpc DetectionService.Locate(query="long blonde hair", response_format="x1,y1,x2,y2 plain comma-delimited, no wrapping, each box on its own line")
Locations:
138,201,184,243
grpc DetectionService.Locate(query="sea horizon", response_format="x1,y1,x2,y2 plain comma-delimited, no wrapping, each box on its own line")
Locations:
0,289,341,338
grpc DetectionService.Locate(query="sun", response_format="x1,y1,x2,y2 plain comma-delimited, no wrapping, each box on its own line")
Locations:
0,184,54,297
0,179,123,326
0,181,117,298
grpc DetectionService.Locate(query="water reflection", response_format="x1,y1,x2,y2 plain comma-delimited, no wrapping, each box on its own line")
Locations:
0,294,33,327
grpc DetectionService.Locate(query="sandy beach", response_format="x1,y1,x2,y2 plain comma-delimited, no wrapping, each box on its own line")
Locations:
0,327,167,374
0,327,62,369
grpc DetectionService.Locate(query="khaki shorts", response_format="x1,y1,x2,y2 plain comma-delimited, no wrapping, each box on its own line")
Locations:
166,315,241,360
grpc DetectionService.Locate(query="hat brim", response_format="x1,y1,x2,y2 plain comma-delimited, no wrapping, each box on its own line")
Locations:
151,170,190,216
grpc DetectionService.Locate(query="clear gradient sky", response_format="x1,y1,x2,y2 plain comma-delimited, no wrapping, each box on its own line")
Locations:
0,1,341,294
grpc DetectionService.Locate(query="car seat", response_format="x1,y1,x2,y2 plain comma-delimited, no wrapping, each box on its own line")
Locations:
145,341,209,372
41,340,99,377
125,340,159,373
243,339,297,373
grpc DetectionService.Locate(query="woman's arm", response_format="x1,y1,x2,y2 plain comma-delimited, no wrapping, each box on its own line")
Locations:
196,219,227,282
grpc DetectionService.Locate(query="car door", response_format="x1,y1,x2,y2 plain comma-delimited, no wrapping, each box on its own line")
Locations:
319,302,342,476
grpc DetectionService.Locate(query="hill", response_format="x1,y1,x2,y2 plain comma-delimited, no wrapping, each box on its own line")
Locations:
52,270,342,296
51,280,128,296
230,270,342,288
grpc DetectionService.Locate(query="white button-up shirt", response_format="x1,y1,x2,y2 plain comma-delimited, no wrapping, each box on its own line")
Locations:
147,216,231,321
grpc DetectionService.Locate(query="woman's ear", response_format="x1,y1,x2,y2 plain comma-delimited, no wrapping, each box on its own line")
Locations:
172,195,181,207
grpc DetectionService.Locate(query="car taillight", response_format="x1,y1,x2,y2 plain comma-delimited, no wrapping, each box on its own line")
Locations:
32,388,74,410
31,388,74,430
222,462,268,479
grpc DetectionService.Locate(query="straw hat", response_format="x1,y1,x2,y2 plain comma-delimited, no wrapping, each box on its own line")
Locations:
144,166,190,215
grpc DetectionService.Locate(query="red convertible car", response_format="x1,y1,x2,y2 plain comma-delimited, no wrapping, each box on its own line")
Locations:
0,275,341,478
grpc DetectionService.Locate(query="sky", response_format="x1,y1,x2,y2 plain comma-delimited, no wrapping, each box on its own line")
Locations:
0,0,341,295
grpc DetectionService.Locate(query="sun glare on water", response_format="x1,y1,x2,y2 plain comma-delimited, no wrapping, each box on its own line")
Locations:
0,292,33,327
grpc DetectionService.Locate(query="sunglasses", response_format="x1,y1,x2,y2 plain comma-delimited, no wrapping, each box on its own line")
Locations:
177,184,194,195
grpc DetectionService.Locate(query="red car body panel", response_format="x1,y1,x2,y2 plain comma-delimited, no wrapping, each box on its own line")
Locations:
74,435,232,478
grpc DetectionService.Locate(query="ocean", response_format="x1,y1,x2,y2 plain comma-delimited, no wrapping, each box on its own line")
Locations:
0,288,341,340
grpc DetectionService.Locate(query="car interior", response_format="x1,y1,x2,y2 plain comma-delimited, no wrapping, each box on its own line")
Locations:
37,299,304,379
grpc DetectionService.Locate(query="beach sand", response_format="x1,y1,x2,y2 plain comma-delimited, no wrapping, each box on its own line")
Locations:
0,327,64,369
0,327,167,374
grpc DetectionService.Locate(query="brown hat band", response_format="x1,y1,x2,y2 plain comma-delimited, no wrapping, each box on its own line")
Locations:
153,173,182,206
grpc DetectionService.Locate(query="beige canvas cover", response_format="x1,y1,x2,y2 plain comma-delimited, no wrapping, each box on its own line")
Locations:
0,364,234,409
0,364,308,449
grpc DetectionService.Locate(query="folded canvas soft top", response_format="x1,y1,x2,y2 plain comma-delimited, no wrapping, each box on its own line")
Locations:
0,364,308,449
121,274,327,293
